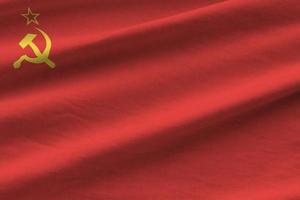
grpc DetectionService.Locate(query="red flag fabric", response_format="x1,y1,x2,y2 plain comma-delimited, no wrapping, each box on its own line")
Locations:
0,0,299,199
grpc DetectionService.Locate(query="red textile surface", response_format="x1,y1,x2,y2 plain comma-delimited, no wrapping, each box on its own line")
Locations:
0,0,299,199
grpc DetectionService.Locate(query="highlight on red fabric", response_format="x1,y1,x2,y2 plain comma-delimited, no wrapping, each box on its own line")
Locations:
0,0,299,199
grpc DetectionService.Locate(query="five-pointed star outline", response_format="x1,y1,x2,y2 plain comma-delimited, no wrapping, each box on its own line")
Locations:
21,8,40,25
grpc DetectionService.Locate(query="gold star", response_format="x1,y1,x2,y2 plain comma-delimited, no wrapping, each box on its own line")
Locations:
21,8,40,25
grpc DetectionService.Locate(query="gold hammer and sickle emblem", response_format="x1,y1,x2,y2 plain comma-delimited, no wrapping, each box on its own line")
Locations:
13,28,56,69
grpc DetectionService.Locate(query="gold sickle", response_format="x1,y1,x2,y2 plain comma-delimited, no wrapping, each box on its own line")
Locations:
13,28,56,69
